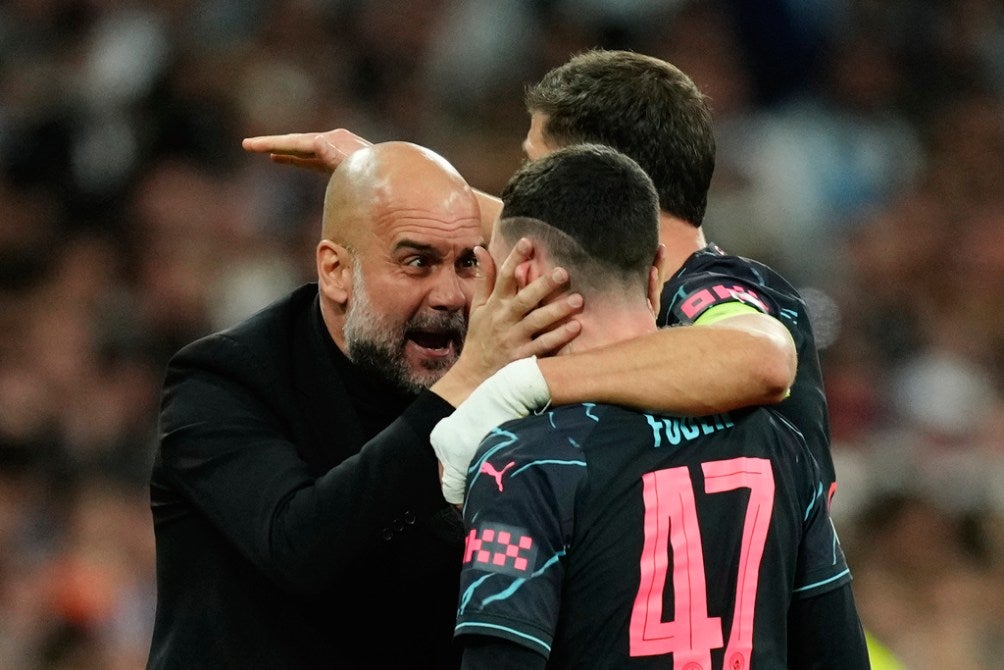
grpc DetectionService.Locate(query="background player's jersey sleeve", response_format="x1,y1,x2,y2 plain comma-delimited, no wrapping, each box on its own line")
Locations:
661,266,780,326
793,461,853,599
663,249,837,511
455,412,590,659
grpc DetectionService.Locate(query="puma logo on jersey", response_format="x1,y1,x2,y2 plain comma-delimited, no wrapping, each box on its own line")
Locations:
480,460,516,492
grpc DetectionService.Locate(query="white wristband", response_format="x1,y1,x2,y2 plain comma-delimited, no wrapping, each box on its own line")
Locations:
431,357,550,504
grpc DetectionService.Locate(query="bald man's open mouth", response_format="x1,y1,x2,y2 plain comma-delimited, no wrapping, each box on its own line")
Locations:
406,327,463,361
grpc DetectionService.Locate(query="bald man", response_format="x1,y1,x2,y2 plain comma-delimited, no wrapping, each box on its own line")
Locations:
147,142,579,669
318,142,480,391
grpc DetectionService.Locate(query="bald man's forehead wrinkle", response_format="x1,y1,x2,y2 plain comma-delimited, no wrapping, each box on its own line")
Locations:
372,205,481,227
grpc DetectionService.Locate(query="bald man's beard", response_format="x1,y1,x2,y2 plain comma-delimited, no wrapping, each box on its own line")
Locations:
343,266,467,394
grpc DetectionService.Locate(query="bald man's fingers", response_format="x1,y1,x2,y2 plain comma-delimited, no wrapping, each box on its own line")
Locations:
242,132,320,156
268,154,334,173
520,318,582,359
491,238,534,301
507,292,583,356
470,246,497,311
504,265,570,318
242,133,332,173
242,129,372,174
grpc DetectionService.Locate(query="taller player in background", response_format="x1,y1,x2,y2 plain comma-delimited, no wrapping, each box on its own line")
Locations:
450,143,868,668
522,50,835,504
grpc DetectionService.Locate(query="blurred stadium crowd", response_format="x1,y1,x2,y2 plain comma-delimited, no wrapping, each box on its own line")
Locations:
1,0,1003,668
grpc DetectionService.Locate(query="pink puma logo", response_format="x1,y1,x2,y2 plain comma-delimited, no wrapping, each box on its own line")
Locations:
480,460,516,492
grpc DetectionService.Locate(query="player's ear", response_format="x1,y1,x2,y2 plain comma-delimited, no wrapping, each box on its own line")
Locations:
317,240,354,305
514,259,534,289
653,243,668,286
647,265,662,316
515,254,555,289
516,238,557,289
647,244,666,315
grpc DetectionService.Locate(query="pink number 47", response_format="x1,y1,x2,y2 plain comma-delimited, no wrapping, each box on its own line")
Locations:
629,457,774,670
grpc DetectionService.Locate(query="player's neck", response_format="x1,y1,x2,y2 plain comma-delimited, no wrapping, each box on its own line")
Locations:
658,212,706,282
556,307,657,356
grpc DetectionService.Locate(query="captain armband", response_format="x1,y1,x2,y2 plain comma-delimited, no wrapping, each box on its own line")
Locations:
692,301,762,326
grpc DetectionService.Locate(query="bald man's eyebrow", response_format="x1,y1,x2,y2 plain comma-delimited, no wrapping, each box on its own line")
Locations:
394,239,439,255
394,238,486,255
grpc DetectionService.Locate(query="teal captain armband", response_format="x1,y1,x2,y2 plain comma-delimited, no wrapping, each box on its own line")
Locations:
692,301,762,326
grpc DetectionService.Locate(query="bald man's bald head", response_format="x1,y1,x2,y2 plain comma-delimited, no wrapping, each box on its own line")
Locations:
321,141,479,248
314,140,483,392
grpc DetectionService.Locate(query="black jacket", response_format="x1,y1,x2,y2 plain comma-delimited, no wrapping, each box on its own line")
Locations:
148,283,464,669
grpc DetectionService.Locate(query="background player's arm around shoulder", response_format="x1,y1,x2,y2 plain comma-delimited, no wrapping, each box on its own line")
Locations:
538,310,795,414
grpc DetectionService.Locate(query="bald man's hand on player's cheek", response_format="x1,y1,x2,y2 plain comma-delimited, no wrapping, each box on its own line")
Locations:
468,239,582,365
241,128,372,173
431,240,582,406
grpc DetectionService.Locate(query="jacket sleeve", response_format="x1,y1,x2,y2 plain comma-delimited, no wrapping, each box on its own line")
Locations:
155,335,456,595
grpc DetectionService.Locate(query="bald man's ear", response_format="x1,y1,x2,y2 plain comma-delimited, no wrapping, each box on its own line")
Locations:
317,240,354,305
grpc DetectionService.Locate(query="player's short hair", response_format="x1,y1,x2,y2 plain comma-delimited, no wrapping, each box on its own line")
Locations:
525,48,715,227
499,143,659,296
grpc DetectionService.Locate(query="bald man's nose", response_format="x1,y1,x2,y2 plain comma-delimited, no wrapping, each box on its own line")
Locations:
427,269,469,311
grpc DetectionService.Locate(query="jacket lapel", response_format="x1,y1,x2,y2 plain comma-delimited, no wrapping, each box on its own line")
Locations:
290,293,366,475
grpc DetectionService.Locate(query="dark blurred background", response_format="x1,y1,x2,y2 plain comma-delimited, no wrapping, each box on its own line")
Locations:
1,1,1002,668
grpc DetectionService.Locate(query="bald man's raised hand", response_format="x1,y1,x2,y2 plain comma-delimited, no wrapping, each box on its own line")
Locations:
430,239,583,408
241,128,372,173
